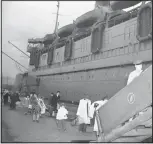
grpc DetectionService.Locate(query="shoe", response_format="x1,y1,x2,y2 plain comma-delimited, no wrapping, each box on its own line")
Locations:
36,120,39,123
33,120,36,122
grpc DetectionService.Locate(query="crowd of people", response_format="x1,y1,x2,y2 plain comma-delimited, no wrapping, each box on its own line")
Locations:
2,88,108,134
2,89,68,131
2,89,20,110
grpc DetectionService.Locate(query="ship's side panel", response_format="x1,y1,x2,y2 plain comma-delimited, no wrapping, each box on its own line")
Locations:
53,46,65,63
39,53,48,67
103,18,137,51
73,36,91,58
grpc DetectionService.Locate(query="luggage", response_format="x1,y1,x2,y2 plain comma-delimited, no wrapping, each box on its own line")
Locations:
71,116,84,126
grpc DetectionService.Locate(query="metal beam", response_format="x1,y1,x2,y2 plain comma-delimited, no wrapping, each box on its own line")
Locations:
8,41,30,58
2,51,28,71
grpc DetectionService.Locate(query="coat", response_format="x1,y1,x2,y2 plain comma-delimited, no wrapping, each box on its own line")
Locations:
127,69,142,85
76,99,91,124
51,94,60,107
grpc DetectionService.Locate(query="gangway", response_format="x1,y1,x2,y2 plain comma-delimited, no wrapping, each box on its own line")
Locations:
92,65,152,142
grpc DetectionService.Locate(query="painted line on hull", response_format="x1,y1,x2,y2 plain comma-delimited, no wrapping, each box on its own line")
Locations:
32,60,152,77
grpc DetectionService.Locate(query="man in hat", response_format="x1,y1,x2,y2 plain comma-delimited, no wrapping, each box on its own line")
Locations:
51,91,61,116
127,60,143,85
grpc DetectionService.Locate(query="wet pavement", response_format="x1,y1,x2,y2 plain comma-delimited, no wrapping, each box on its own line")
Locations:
1,105,96,143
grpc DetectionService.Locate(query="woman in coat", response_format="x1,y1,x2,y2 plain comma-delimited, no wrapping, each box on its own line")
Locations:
30,92,41,123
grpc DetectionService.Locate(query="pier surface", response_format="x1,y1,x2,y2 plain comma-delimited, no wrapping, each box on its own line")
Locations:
1,104,95,143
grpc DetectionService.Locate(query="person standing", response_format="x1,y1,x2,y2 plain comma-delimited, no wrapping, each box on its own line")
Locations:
47,93,54,117
48,93,54,106
24,96,32,115
90,96,108,138
30,92,41,123
127,60,143,85
56,91,61,109
76,95,91,133
56,103,68,131
15,91,20,102
3,90,9,105
9,92,17,110
52,91,61,116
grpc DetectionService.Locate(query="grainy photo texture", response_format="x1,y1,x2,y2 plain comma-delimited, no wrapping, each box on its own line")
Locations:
1,1,152,143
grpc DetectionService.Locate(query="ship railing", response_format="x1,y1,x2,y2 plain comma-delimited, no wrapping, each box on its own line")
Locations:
95,105,152,142
31,41,152,72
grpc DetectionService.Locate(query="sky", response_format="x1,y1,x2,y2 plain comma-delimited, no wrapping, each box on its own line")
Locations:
2,1,95,78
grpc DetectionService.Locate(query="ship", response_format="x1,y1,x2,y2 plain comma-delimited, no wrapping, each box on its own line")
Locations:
16,1,152,101
14,1,152,142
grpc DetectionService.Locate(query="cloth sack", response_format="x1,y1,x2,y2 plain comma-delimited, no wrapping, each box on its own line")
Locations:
71,118,78,126
71,116,83,126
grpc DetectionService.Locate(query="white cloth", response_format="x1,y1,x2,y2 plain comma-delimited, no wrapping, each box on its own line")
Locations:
93,100,108,132
38,98,46,114
89,100,107,119
28,105,32,109
56,106,68,120
127,70,142,85
24,97,30,107
76,99,91,124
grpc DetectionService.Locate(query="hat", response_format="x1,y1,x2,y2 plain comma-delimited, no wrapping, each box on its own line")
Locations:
60,103,65,106
133,60,143,65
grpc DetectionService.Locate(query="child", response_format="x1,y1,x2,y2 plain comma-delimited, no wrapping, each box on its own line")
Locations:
24,96,32,115
30,93,41,123
56,103,68,131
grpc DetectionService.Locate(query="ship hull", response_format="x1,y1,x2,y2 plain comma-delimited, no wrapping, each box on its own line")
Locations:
24,61,151,102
